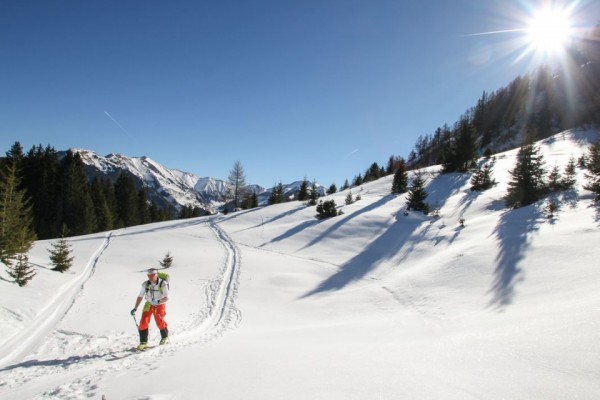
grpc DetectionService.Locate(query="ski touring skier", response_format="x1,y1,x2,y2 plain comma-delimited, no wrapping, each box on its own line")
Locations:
131,268,169,350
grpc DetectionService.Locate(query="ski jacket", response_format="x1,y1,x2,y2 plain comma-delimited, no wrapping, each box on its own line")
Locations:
138,279,169,303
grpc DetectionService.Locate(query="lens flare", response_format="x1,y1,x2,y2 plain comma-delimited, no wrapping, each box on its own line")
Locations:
526,7,572,54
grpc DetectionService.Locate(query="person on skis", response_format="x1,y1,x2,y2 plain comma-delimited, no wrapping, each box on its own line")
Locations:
131,268,169,350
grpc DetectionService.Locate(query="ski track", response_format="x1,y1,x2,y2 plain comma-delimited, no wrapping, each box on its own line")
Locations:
0,218,242,400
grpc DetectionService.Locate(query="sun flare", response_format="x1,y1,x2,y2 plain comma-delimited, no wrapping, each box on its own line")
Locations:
526,7,572,54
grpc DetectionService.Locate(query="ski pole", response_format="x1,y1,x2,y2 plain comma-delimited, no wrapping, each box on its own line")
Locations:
132,313,139,329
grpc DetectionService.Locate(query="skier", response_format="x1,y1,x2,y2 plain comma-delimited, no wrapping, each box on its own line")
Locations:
131,268,169,350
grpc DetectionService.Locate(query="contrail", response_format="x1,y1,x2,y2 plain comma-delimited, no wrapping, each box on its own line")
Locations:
346,149,359,156
104,111,132,136
461,28,526,37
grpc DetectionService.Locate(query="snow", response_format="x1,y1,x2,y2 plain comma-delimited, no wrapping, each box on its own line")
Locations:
1,130,600,399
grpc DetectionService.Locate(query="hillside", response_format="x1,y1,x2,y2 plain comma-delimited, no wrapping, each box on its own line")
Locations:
0,130,599,399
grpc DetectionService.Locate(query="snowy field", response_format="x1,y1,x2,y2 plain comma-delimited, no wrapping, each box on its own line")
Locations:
1,130,599,399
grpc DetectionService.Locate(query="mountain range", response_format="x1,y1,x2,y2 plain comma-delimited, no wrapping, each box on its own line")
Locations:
70,149,325,213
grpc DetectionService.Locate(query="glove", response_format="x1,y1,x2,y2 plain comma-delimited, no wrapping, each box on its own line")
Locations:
151,299,160,306
130,308,137,316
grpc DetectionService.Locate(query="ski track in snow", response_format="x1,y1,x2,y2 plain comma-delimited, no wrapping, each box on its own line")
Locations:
0,218,242,400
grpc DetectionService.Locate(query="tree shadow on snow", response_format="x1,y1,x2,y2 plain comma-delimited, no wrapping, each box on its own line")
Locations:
300,195,397,250
488,206,543,310
299,212,423,298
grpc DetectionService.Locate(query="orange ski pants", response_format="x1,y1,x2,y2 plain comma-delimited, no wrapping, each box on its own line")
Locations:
138,304,168,331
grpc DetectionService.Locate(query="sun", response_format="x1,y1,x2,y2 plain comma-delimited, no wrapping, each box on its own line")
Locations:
526,7,572,54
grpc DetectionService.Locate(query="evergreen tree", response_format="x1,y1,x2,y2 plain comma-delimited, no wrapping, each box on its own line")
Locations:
21,145,60,238
345,191,353,205
316,199,338,219
391,159,408,194
269,182,285,205
353,174,363,187
327,183,337,195
442,117,477,173
406,173,429,214
505,143,547,208
470,163,496,192
561,156,577,190
341,179,350,191
547,165,562,192
308,180,319,206
90,177,114,232
297,178,309,201
0,157,36,268
159,251,174,268
114,172,139,227
49,236,74,273
137,189,151,224
7,253,36,287
56,151,95,235
584,140,600,200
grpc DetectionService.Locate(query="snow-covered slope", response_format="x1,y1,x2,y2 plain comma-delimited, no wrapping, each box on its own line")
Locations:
1,130,599,399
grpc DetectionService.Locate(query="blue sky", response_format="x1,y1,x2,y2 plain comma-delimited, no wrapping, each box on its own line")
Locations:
1,0,598,188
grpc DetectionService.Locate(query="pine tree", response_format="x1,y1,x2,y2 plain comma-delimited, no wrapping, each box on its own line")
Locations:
327,183,337,195
505,143,547,208
442,117,477,173
584,140,600,200
114,172,139,227
345,191,353,205
561,156,577,190
0,157,36,268
547,165,562,192
316,199,338,219
7,253,36,287
308,180,319,206
391,159,408,194
159,251,174,268
269,182,285,205
470,163,496,191
90,177,114,232
297,178,309,201
22,145,60,239
341,179,350,191
406,173,429,214
56,151,96,235
49,236,74,273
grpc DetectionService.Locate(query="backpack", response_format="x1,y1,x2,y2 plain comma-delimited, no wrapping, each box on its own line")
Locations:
145,271,170,294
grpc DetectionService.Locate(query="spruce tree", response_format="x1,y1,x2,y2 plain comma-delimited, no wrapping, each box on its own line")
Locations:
49,236,74,273
0,157,36,268
316,199,338,219
584,140,600,200
114,172,139,227
442,117,477,173
308,180,319,206
269,182,285,205
327,183,337,195
561,157,577,190
406,173,429,213
56,151,95,235
90,177,114,232
505,143,547,208
470,163,496,191
7,253,36,287
297,178,309,201
345,191,353,205
159,251,174,268
391,160,408,194
547,165,562,192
